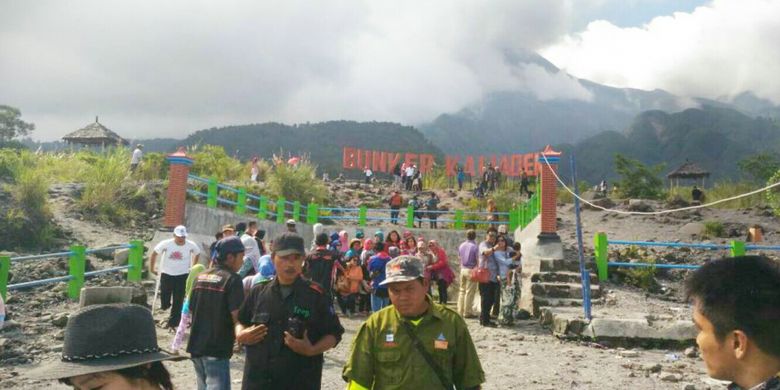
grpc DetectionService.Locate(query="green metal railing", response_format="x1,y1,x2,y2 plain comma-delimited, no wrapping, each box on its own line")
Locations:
186,174,542,231
0,240,144,301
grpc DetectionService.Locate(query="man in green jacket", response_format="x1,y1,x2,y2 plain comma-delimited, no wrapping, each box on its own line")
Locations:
343,255,485,389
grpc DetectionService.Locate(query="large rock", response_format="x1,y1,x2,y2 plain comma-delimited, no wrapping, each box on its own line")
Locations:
113,248,130,265
628,199,654,212
678,222,705,237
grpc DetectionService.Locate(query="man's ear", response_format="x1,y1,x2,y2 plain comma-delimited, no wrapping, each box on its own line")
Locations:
732,330,749,359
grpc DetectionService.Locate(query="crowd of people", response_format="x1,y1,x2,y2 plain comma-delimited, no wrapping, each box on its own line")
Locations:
26,219,780,390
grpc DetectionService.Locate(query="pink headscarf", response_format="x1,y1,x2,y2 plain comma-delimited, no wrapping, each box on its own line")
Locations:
339,230,349,253
363,239,374,251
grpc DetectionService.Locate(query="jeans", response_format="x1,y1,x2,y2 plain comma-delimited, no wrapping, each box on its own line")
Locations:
371,293,390,312
456,268,478,317
192,356,230,390
436,278,448,304
160,273,188,328
390,206,400,224
479,281,499,325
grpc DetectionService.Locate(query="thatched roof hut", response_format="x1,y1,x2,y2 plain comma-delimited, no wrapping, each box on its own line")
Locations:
667,161,710,187
62,117,128,147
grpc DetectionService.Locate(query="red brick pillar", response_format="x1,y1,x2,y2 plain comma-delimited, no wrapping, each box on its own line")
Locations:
537,145,561,241
164,148,194,228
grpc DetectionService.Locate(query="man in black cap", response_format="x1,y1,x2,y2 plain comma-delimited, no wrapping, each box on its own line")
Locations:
236,233,344,389
187,236,246,389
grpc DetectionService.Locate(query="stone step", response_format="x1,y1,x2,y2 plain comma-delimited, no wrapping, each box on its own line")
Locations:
531,282,602,299
533,297,584,308
529,272,598,285
537,259,582,273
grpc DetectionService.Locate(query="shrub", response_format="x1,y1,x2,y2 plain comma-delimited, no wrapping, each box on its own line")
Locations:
703,220,725,238
266,161,328,204
767,169,780,217
190,145,245,182
2,168,56,249
614,153,665,199
78,149,138,224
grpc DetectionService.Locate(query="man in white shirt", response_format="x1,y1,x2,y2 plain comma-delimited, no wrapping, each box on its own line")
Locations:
404,164,415,191
150,225,201,329
130,144,143,172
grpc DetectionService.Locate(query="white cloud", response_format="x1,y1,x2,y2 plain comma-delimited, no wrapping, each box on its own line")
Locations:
0,0,579,140
542,0,780,104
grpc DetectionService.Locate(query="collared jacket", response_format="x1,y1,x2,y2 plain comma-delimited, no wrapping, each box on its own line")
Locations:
238,276,344,390
343,297,485,389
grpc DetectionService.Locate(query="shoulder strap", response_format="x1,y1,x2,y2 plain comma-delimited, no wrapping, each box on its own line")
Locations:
400,320,454,390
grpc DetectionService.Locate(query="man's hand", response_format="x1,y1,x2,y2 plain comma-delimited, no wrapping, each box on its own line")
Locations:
237,324,267,345
284,330,314,357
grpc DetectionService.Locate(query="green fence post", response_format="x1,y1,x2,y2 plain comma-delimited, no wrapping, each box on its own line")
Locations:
294,201,301,222
235,188,247,214
276,198,286,224
127,240,144,282
306,203,318,224
454,210,464,230
509,207,518,232
406,205,415,228
257,196,267,219
594,232,608,281
730,240,746,257
207,177,217,208
358,206,368,226
68,245,86,301
0,255,9,301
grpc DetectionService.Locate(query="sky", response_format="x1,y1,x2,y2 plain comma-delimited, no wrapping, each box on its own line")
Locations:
2,0,777,141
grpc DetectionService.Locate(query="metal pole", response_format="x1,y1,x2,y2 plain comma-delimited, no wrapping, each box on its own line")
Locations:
570,154,592,320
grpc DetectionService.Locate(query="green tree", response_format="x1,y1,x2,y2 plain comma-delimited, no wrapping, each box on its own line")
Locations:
0,105,35,141
614,153,665,199
738,152,780,183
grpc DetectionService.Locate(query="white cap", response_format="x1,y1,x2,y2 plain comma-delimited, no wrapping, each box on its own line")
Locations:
173,225,187,237
286,219,296,225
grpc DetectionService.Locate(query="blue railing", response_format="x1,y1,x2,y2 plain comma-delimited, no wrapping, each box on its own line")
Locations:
593,233,780,281
0,241,145,301
186,173,541,230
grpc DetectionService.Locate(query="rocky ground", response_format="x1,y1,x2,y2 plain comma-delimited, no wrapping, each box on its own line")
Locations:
3,182,778,389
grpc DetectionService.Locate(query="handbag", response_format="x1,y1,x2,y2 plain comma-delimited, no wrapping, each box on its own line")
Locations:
470,267,490,283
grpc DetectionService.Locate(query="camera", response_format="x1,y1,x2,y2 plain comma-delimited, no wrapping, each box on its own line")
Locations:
287,316,305,339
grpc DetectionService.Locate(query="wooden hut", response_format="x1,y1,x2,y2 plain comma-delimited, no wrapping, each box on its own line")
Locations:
62,117,128,148
667,160,710,188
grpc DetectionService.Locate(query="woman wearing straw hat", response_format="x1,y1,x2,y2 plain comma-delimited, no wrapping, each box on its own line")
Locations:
29,303,182,389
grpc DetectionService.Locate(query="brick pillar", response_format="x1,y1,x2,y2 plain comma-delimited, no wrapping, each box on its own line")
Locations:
164,148,194,228
537,145,561,241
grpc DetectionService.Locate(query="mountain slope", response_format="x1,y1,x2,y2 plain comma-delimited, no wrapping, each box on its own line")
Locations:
555,105,780,183
177,120,443,175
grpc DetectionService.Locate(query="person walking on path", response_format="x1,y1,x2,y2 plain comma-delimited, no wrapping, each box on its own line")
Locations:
456,230,480,318
187,236,246,389
130,144,143,172
235,233,344,389
477,232,499,327
686,256,780,390
388,190,403,225
520,170,532,198
426,192,441,229
367,242,392,312
342,255,485,390
457,165,466,191
150,225,201,329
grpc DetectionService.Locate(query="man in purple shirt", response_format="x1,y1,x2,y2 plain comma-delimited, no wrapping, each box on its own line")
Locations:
456,229,479,318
